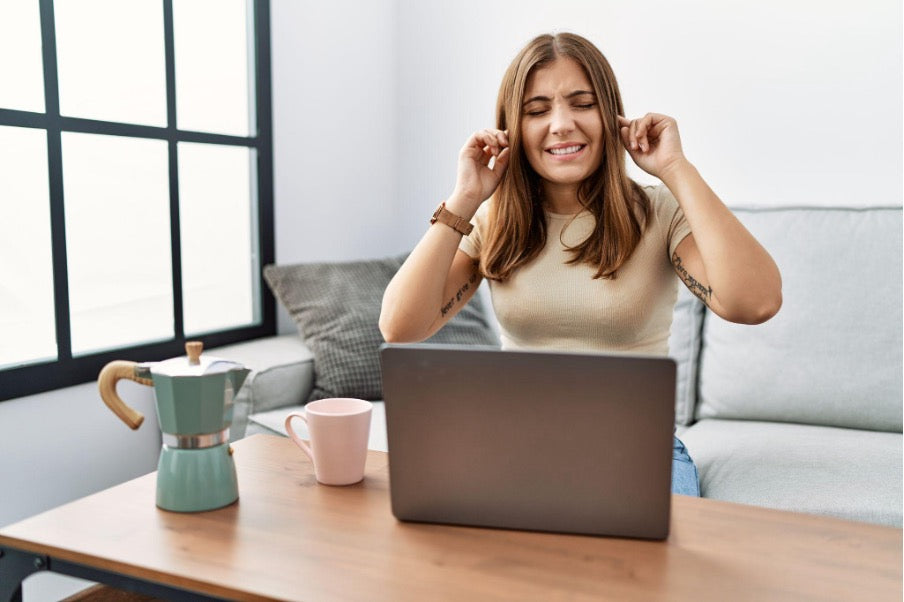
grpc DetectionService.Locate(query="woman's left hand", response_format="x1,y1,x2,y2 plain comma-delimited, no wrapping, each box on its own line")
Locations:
617,113,687,179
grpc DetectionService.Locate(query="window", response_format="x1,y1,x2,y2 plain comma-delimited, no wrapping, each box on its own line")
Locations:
0,0,274,401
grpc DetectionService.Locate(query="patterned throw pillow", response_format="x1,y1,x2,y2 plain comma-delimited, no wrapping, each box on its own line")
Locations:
263,255,499,402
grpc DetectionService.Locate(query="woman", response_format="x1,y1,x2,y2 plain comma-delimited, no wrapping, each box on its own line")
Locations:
379,32,782,496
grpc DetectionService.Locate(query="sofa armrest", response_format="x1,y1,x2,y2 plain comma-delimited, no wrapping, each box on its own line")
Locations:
211,335,315,440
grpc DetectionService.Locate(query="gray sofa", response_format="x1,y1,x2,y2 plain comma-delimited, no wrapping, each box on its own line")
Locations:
216,204,902,527
672,205,902,526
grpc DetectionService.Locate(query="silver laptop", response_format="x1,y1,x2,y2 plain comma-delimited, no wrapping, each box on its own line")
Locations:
380,344,676,540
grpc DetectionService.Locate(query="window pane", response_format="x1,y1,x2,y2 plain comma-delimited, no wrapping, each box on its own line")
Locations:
0,1,45,112
179,142,257,335
174,0,253,136
62,133,173,355
55,0,166,126
0,126,56,367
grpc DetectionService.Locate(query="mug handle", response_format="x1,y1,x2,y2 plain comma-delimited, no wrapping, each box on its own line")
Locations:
284,412,314,461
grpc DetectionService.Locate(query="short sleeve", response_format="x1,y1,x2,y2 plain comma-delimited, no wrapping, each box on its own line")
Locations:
458,201,491,259
653,184,692,259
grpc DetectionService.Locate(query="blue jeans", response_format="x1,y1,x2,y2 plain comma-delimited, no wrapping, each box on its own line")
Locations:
671,436,701,496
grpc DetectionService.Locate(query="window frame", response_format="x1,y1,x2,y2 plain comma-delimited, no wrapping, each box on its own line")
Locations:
0,0,275,401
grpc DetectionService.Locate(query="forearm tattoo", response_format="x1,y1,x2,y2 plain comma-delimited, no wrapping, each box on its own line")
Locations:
672,252,713,307
440,270,479,317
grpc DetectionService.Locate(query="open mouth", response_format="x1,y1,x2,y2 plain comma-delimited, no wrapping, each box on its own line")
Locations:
546,144,586,157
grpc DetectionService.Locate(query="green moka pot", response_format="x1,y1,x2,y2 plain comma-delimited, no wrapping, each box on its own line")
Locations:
98,341,251,512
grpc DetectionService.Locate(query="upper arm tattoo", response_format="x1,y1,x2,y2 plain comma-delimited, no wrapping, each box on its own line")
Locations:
440,268,479,317
672,251,713,307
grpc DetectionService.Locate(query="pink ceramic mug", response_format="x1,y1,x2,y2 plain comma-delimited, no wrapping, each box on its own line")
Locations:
284,398,373,486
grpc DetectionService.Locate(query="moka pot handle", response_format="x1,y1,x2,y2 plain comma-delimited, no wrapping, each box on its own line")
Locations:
98,361,154,430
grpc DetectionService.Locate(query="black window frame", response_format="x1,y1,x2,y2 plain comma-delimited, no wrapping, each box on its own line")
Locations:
0,0,275,401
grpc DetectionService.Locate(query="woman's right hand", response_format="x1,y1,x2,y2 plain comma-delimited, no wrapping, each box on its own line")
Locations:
448,129,511,215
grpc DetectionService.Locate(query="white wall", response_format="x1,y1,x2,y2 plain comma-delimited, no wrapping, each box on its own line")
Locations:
270,0,399,261
0,381,159,526
393,0,903,247
270,0,400,333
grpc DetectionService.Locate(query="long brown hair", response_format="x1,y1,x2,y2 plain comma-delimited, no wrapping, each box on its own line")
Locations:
481,32,651,281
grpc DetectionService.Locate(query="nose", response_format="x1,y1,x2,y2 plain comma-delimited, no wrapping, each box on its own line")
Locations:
548,103,575,136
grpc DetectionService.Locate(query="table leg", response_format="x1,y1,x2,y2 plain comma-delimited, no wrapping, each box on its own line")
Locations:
0,547,48,602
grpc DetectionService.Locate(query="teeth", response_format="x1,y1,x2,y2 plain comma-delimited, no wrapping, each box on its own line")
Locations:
548,145,583,155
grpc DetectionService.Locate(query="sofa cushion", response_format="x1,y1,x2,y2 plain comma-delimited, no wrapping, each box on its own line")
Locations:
681,418,903,527
264,255,499,402
697,207,903,432
668,285,705,425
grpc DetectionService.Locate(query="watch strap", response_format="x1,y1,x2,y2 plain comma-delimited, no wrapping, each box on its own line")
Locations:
430,202,473,236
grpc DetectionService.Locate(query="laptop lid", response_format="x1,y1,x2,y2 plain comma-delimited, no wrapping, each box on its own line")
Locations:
380,344,676,540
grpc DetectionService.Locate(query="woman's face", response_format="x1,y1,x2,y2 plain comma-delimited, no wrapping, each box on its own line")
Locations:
520,58,604,202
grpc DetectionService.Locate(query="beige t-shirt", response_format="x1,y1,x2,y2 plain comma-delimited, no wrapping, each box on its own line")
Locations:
459,184,692,355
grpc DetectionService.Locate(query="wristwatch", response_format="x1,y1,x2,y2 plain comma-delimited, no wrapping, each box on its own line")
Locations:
430,201,473,236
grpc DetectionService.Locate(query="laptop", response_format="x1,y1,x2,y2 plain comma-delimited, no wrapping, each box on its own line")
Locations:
380,344,676,540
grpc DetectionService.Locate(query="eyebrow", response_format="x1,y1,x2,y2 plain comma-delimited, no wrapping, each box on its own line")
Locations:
522,90,596,105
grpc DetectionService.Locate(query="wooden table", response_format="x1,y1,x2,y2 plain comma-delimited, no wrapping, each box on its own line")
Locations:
0,434,900,601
